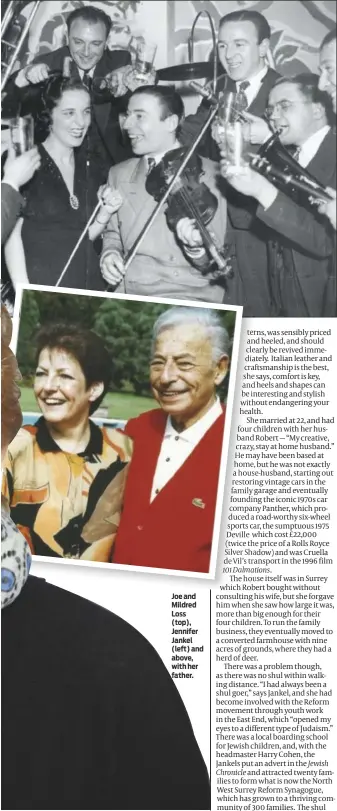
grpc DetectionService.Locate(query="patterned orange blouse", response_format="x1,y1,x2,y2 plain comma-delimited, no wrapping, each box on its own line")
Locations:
2,417,133,562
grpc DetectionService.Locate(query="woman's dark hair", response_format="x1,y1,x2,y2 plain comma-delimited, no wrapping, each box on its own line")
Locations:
34,323,112,415
34,75,91,143
219,10,271,43
129,85,185,134
66,6,112,38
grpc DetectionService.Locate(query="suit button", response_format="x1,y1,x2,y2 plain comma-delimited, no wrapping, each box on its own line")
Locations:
137,525,143,531
173,271,179,277
169,255,175,262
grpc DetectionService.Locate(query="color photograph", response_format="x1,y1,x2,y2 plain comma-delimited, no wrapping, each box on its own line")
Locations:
4,285,242,577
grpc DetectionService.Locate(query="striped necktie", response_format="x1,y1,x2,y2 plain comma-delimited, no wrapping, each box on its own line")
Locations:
82,72,92,91
237,80,250,110
146,156,156,175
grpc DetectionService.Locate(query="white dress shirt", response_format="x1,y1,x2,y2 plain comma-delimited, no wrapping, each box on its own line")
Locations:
78,66,95,81
150,398,223,502
236,65,268,107
296,125,331,168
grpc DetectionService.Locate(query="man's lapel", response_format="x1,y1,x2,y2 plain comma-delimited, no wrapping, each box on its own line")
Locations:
307,129,336,187
119,157,158,250
69,60,81,79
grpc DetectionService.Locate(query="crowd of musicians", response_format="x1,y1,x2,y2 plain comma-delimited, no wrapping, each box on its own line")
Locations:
1,6,336,317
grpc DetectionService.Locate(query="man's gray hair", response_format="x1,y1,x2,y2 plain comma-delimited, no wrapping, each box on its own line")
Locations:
152,306,230,362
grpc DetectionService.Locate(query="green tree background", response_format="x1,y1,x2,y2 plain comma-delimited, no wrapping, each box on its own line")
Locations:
17,290,237,405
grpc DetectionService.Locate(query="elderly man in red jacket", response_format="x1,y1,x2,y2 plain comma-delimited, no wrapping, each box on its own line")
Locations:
113,305,230,574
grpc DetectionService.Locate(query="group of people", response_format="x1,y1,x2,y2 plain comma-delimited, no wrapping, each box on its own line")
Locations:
1,6,336,316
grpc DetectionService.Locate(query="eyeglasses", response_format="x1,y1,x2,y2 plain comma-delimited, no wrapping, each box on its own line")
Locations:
265,100,311,118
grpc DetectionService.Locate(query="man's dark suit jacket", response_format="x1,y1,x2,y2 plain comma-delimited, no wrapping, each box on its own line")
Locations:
181,68,280,316
1,183,23,244
256,127,336,317
2,46,133,174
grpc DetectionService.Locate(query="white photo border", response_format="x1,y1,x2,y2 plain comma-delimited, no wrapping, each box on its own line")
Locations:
11,282,243,580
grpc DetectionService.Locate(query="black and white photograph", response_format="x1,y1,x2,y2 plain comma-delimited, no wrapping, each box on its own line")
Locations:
1,1,335,316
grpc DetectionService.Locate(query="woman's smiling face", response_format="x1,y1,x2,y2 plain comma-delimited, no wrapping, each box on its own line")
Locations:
50,88,91,148
34,347,99,427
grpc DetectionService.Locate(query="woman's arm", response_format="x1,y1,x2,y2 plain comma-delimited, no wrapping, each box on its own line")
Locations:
88,184,123,241
4,218,29,288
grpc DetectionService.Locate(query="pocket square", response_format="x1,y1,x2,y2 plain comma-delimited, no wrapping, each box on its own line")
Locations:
192,498,205,509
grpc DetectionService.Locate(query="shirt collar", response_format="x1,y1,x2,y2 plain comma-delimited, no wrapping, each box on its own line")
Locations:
297,125,331,167
164,397,223,446
35,416,103,458
78,66,96,80
145,140,181,167
236,64,268,92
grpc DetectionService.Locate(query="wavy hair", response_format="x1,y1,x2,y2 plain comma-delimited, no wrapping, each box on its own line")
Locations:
34,75,90,143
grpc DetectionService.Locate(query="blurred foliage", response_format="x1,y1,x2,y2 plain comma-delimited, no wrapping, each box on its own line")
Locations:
17,289,237,398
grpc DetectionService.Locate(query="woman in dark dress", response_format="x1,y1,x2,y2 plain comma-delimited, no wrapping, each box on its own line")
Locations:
4,76,122,291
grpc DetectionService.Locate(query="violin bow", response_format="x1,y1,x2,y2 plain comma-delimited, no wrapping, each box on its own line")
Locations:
55,201,102,287
122,102,220,273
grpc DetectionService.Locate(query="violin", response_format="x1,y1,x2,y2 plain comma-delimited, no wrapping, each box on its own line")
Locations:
145,147,232,276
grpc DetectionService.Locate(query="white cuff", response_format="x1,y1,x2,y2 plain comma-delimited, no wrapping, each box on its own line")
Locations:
259,185,278,211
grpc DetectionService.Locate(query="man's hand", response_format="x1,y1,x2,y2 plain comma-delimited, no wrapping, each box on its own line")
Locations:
176,217,203,249
240,111,272,145
211,117,225,146
316,188,336,230
100,64,156,97
100,251,125,286
3,146,41,190
15,62,50,87
123,65,156,92
220,159,278,208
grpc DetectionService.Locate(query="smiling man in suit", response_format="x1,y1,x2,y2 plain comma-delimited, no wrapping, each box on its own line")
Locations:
2,6,132,178
181,9,280,316
112,306,229,574
221,74,336,317
100,85,228,302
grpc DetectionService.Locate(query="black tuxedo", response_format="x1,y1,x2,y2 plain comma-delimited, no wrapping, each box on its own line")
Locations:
2,45,133,178
181,68,280,316
256,127,336,317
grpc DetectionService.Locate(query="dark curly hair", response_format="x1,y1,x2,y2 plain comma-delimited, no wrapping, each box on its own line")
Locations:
34,75,91,143
34,322,112,415
66,5,112,38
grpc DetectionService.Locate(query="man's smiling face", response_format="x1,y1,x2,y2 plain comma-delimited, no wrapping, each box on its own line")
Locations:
150,324,228,430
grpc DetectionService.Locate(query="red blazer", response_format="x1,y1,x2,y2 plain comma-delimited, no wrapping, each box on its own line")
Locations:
113,408,226,573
